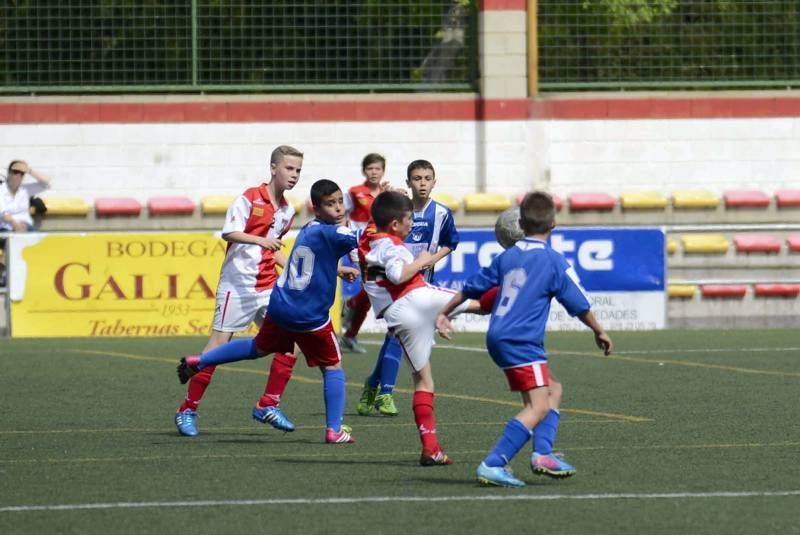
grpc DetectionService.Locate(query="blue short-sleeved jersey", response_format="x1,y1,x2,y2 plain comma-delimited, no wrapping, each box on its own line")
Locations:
405,199,459,282
462,238,591,367
268,219,357,331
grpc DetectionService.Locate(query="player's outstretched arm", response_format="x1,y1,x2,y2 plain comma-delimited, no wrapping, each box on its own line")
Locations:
577,310,613,355
436,291,467,340
458,300,486,316
397,250,435,282
427,246,452,266
222,231,284,251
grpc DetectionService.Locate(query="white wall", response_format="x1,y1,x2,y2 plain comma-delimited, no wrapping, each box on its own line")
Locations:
2,117,798,203
545,118,800,195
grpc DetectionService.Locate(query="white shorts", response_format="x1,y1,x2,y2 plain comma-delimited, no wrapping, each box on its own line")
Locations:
212,285,272,332
383,284,471,372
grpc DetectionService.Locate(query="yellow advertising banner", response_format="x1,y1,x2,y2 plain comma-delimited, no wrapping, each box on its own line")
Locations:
8,231,341,338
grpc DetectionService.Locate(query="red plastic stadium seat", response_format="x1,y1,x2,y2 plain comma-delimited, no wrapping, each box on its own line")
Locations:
148,196,196,215
95,197,142,216
787,234,800,252
733,234,782,253
515,192,563,211
723,190,770,208
775,189,800,208
753,284,800,297
701,284,748,298
568,193,616,211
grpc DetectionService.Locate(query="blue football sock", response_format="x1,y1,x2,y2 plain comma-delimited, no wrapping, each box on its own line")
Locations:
483,419,532,468
198,339,259,369
366,335,393,388
533,409,560,455
378,335,402,394
323,368,346,431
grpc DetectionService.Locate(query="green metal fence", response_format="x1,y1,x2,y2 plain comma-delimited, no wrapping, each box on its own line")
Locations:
0,1,477,94
539,0,800,90
4,1,798,94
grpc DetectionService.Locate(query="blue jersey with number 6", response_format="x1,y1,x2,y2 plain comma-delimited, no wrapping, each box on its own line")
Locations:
269,219,357,331
462,238,590,367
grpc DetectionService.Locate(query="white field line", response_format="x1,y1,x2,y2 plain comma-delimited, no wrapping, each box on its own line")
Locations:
360,340,800,356
3,490,800,513
614,347,800,355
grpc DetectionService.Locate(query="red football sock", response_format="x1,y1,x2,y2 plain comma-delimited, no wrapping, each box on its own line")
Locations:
258,353,297,407
179,365,216,412
344,289,371,338
413,390,440,452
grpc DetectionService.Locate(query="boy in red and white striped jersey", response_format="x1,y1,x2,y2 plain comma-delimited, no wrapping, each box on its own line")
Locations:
340,153,389,353
174,145,302,437
358,190,477,466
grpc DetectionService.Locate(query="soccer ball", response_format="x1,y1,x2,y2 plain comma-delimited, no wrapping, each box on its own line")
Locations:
494,207,524,249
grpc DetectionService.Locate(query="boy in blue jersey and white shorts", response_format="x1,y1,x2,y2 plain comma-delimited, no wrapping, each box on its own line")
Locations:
357,159,459,417
177,179,361,444
436,191,614,487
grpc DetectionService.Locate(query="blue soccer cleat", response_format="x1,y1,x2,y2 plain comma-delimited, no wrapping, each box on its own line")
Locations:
175,409,199,437
530,452,577,479
252,405,295,432
476,462,526,488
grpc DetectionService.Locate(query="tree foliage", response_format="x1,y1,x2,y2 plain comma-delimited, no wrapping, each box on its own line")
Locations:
539,0,800,87
0,0,472,89
584,0,678,27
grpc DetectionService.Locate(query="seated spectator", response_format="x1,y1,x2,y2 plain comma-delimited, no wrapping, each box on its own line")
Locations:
1,160,51,232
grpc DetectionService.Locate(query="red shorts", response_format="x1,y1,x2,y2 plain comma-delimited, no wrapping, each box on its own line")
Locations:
479,286,499,313
254,317,342,368
503,361,550,391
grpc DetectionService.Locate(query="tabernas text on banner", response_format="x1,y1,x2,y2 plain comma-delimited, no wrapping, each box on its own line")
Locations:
10,232,231,337
344,227,666,332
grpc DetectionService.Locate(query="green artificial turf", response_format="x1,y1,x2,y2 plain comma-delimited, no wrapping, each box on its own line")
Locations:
1,330,799,534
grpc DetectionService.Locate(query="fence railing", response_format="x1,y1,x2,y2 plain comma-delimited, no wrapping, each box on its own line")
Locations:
0,0,477,94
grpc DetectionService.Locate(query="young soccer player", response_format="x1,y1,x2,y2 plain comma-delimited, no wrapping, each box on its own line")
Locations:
174,145,302,437
357,159,459,417
340,153,389,353
359,190,476,465
177,179,360,444
476,209,577,478
436,192,614,487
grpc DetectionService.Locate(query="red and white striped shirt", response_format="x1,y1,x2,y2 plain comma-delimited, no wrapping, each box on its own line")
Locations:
218,183,295,293
358,224,427,317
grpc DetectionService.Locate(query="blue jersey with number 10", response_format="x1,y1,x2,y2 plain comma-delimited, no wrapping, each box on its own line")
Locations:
269,219,358,332
462,238,591,367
